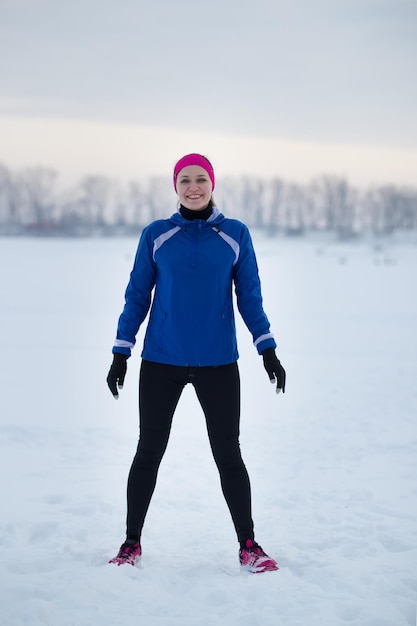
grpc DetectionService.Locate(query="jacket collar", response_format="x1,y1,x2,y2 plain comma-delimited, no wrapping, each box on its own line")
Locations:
171,205,224,226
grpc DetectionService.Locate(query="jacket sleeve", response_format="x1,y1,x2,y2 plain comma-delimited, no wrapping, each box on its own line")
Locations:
233,225,277,354
112,227,156,356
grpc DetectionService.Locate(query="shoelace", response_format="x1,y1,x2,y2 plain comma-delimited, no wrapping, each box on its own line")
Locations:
243,542,264,555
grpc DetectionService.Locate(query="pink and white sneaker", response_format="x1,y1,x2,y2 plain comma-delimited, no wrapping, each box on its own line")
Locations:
239,539,279,573
109,540,141,566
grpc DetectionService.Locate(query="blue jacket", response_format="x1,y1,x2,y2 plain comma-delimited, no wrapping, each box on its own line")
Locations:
113,206,276,366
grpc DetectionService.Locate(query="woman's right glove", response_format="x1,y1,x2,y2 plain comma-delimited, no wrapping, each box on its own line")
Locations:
107,353,128,399
262,347,286,394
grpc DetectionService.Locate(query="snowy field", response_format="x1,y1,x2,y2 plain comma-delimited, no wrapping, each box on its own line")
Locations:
0,232,416,626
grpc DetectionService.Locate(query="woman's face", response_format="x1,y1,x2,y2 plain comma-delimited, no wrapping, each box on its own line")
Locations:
176,165,212,210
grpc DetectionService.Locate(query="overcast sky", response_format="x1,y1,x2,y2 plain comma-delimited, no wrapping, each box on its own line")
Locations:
1,0,416,186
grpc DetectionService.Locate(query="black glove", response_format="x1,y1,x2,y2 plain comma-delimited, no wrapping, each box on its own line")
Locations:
262,348,286,394
107,353,128,399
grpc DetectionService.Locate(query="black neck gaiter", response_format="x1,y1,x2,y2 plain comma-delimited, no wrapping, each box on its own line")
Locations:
179,200,213,221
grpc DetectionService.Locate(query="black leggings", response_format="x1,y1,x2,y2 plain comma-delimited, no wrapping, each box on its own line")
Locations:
126,360,254,544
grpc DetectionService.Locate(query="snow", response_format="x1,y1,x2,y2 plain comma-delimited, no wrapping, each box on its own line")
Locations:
0,233,416,626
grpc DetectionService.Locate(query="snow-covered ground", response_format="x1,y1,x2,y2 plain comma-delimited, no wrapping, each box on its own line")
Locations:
0,233,416,626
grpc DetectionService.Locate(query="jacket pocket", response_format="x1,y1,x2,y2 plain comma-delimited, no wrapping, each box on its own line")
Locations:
157,312,167,351
220,310,234,354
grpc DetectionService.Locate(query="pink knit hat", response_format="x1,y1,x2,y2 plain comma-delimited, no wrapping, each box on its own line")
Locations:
173,153,215,191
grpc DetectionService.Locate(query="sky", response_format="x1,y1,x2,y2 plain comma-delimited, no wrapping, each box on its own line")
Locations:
0,0,416,187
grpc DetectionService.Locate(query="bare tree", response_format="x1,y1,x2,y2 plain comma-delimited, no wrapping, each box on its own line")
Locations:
0,163,24,232
239,177,265,228
213,177,239,219
310,176,357,238
399,188,417,231
20,166,58,229
283,183,308,235
128,180,146,227
79,175,113,227
2,161,417,239
146,177,173,222
265,178,285,234
363,185,417,235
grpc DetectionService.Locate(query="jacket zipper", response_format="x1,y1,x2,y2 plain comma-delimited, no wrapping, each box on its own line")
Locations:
190,221,202,267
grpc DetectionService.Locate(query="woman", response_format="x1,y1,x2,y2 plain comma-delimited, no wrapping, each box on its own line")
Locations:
107,153,286,573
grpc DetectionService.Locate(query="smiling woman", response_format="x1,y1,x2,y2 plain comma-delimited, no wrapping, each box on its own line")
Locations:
173,153,215,211
106,152,286,572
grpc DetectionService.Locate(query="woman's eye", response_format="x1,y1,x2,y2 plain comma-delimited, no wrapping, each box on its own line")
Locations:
179,177,208,185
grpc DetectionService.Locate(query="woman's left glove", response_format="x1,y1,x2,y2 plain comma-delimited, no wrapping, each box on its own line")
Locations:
107,353,128,399
262,347,286,394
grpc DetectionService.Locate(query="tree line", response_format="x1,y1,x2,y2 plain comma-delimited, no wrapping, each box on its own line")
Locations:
0,162,416,238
